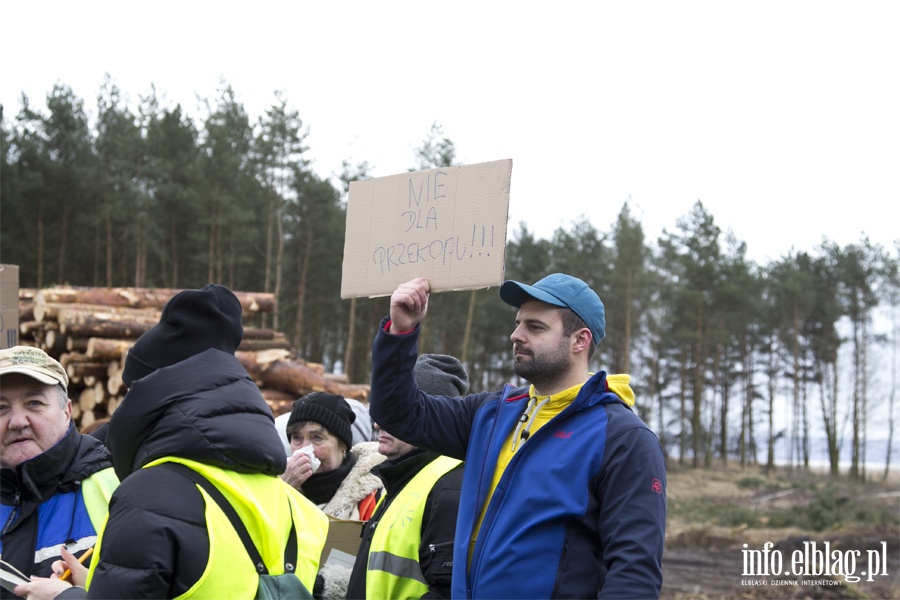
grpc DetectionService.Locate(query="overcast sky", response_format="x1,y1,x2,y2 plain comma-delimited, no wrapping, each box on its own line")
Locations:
3,1,898,266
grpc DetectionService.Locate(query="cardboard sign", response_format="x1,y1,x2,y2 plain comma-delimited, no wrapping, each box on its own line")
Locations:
319,518,364,566
341,159,512,298
0,264,19,349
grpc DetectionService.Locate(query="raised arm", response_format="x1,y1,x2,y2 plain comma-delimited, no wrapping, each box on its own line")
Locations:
370,278,478,459
389,277,430,333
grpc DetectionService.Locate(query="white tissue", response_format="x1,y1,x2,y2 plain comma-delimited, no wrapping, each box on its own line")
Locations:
293,444,321,473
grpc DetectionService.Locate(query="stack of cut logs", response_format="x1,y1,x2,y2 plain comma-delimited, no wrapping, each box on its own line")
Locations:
17,286,370,431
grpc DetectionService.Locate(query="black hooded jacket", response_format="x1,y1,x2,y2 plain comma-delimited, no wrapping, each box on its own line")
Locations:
71,348,287,599
0,425,112,599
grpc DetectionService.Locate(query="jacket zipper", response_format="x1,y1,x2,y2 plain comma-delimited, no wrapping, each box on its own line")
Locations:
468,387,514,599
2,490,20,535
468,386,597,597
428,540,452,554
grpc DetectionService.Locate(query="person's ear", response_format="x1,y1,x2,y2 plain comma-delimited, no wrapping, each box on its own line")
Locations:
572,328,593,354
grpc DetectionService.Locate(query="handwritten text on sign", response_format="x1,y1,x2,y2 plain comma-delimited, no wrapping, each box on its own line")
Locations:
373,171,498,274
341,160,512,298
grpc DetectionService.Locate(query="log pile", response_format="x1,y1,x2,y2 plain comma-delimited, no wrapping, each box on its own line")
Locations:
17,286,370,430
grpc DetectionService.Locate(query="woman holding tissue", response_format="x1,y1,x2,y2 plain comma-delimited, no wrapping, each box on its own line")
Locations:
282,392,384,521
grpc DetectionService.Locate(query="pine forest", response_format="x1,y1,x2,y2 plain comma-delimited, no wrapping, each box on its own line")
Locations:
2,80,898,480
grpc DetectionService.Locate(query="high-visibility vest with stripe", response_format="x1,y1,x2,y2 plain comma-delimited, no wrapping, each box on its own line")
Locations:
366,455,461,600
86,457,328,599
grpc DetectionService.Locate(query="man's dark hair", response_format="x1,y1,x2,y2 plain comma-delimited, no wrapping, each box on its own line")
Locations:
560,307,596,361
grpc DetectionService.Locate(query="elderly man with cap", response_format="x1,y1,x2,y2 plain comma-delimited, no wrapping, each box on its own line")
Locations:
17,284,328,600
346,353,469,600
369,274,667,599
0,346,118,598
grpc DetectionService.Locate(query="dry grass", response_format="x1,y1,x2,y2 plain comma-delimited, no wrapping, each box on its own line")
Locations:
661,461,900,600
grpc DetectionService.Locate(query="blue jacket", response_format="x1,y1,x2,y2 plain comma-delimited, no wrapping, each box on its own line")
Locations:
369,318,667,599
0,425,116,599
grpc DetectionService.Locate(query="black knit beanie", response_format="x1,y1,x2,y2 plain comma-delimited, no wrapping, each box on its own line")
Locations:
122,283,244,387
415,354,469,396
286,392,356,449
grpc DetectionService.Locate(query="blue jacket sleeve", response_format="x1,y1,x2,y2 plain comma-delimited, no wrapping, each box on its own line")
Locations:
594,410,667,599
369,317,482,460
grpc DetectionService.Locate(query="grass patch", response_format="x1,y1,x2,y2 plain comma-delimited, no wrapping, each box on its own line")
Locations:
767,483,899,531
736,476,766,489
670,476,900,532
668,498,766,528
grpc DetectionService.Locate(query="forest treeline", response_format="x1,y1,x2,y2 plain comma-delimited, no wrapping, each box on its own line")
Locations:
1,79,898,478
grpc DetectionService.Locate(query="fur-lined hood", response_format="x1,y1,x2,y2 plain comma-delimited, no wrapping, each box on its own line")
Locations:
320,441,385,519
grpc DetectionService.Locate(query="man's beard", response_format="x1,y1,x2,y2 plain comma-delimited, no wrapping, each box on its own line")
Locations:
513,339,571,390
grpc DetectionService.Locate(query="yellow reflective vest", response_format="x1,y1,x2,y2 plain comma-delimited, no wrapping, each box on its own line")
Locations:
366,455,461,599
81,466,118,534
86,457,328,599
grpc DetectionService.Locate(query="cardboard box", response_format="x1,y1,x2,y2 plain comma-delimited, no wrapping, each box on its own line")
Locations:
341,159,512,298
319,518,364,566
0,265,19,349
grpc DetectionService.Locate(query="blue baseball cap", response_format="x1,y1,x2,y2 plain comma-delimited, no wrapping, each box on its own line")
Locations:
499,273,606,345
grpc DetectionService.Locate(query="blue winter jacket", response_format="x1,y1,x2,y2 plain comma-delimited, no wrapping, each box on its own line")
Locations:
0,425,116,599
369,318,667,599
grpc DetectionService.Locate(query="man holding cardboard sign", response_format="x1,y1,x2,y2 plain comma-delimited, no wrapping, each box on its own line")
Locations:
369,274,667,599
